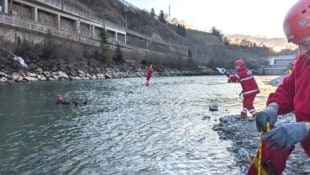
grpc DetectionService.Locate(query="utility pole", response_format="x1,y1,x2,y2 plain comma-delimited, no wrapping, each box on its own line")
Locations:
61,0,64,11
168,5,171,20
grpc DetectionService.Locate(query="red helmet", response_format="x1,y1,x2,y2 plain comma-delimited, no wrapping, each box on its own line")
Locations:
235,59,245,67
283,0,310,44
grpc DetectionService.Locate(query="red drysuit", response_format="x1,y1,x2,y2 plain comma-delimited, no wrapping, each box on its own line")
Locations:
146,66,153,81
248,53,310,174
226,67,260,116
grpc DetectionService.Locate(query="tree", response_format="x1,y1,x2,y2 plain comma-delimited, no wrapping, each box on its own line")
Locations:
100,29,110,63
176,24,187,37
188,48,192,58
41,30,56,59
150,8,155,17
159,10,166,23
113,43,124,63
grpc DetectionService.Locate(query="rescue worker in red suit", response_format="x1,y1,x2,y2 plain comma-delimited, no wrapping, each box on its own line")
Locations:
248,0,310,174
226,60,260,120
145,64,153,87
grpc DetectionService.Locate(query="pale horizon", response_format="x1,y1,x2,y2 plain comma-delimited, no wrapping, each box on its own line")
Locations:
126,0,299,39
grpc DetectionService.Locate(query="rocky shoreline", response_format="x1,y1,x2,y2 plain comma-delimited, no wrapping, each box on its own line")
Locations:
0,54,215,83
213,114,310,174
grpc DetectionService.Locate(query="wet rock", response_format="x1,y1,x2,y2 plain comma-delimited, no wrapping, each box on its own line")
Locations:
209,104,218,111
202,116,211,120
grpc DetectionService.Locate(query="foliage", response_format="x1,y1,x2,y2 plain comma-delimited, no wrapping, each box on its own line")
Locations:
150,8,155,17
159,10,166,24
41,30,57,59
100,29,110,63
113,43,124,63
188,48,192,58
176,24,187,37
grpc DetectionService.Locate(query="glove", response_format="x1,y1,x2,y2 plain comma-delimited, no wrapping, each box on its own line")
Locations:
216,67,227,74
256,103,278,132
262,122,308,150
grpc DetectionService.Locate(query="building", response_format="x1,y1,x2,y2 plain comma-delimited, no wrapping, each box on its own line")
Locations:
261,55,296,75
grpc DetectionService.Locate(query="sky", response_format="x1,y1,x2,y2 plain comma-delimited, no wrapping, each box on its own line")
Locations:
125,0,299,38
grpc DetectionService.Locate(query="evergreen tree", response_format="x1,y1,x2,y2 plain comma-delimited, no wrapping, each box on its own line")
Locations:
113,43,124,63
188,48,192,58
159,10,166,23
150,8,155,17
176,24,187,37
100,29,110,63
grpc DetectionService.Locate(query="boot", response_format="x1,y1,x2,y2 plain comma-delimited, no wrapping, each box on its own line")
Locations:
239,112,247,119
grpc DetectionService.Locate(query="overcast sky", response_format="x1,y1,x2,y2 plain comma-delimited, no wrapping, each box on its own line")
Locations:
126,0,299,38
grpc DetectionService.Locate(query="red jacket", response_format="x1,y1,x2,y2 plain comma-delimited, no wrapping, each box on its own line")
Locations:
267,53,310,122
226,67,260,97
146,67,153,81
247,54,310,175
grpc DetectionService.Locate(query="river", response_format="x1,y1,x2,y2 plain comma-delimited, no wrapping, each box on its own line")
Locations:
0,75,277,175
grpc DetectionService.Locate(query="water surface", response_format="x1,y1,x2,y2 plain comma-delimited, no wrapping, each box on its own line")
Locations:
0,75,277,174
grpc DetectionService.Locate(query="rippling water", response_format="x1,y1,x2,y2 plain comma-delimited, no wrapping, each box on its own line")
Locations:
0,76,277,175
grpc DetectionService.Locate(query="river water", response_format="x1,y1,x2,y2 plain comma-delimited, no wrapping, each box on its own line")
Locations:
0,75,277,175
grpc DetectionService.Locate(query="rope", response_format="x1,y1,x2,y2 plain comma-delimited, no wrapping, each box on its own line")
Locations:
258,122,270,175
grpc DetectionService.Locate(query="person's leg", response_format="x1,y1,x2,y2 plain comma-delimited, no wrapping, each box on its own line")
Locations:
146,76,150,86
240,98,248,118
243,95,257,120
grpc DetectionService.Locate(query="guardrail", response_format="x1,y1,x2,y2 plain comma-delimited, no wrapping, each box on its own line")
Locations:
34,0,126,33
0,15,100,46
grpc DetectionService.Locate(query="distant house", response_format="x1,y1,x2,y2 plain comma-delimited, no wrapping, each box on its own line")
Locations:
261,55,296,75
266,55,296,66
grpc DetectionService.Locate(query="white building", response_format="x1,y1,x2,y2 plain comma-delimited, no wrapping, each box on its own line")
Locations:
266,55,296,66
261,54,296,75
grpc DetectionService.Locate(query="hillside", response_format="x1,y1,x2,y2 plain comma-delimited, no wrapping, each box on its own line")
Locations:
81,0,298,68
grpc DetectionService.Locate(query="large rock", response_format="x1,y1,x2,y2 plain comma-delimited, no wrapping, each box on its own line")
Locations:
57,71,69,79
24,76,38,81
105,74,112,79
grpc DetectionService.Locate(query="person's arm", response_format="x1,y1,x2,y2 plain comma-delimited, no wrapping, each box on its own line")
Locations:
226,71,240,83
267,71,295,114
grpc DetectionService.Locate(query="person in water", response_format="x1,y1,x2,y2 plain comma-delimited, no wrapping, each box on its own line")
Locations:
56,94,87,107
145,64,153,87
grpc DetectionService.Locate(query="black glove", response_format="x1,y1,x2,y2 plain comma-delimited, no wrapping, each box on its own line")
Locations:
256,103,279,132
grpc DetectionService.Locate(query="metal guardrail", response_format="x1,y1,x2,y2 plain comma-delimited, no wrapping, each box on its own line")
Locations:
0,15,100,46
35,0,126,33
